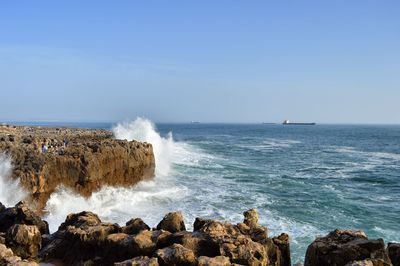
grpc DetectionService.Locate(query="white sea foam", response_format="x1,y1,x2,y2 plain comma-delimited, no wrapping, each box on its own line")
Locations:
112,117,175,176
44,117,205,232
0,153,27,206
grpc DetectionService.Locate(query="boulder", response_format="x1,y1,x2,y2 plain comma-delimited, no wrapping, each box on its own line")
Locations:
0,243,39,265
58,211,102,230
304,229,391,266
155,243,197,266
193,218,214,231
219,235,268,266
6,224,42,259
122,218,150,235
0,201,49,235
344,259,392,266
0,202,5,212
198,256,231,266
157,231,219,257
272,233,291,266
114,256,159,266
243,209,259,228
156,212,186,233
388,243,400,266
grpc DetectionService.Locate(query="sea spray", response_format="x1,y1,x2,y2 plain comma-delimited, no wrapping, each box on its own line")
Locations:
44,117,195,232
112,117,175,176
0,153,27,205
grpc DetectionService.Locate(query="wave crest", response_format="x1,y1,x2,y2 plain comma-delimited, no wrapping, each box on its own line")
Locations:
112,117,174,177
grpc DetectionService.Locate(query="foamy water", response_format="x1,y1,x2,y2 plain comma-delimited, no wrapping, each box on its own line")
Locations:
0,154,27,205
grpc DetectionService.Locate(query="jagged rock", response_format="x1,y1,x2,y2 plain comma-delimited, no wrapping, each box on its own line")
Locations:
0,125,155,210
344,259,392,266
59,211,102,230
130,230,157,256
198,255,231,266
305,229,391,266
243,209,259,228
0,201,49,235
155,243,197,266
388,243,400,266
0,202,5,212
272,233,291,266
114,256,159,266
156,212,186,233
122,218,150,235
157,231,219,257
0,243,39,265
39,212,120,264
219,235,268,265
193,218,214,231
6,224,41,259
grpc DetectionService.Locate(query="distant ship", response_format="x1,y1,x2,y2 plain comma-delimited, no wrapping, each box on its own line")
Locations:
191,121,200,124
282,120,316,125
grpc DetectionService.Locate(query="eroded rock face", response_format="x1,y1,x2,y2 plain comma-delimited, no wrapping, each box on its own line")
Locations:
0,201,49,235
156,212,186,233
388,243,400,266
0,243,39,266
0,125,155,210
6,224,42,259
155,243,197,266
304,229,391,266
114,256,159,266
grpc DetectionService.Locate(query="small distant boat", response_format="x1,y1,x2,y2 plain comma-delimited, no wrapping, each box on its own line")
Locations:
282,120,316,125
191,121,200,124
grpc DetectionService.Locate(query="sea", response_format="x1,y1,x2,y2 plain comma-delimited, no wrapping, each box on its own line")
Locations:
1,118,399,263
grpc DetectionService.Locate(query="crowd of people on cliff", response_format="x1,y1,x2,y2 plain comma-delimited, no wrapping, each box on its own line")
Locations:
35,138,69,155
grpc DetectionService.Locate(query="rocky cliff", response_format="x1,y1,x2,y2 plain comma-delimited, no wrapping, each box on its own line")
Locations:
0,125,155,210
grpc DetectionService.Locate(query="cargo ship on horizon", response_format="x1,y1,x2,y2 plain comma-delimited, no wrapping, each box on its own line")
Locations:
282,120,316,125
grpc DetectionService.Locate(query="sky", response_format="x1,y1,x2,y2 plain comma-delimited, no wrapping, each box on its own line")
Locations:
0,1,399,123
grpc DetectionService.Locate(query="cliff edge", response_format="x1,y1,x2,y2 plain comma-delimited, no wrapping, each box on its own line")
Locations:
0,125,155,210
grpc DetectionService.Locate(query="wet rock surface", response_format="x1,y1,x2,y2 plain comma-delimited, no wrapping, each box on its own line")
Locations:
305,229,393,266
0,125,155,211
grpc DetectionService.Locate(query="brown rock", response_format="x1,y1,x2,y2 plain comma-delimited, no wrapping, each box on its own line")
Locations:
272,233,291,266
58,211,101,230
158,231,219,257
155,243,197,266
0,201,49,235
156,212,186,233
243,209,259,228
0,125,155,211
0,243,39,265
344,259,392,266
131,230,157,256
114,256,159,266
193,218,214,231
122,218,150,235
6,224,41,259
388,243,400,266
219,236,268,266
304,229,391,266
198,255,231,266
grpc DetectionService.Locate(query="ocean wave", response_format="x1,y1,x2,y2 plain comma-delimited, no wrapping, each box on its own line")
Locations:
237,138,301,151
0,153,27,206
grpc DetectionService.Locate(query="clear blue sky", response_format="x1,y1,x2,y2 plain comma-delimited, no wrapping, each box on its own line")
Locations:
1,1,399,123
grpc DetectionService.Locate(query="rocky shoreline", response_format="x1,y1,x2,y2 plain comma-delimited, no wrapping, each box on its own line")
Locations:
0,202,399,266
0,125,155,211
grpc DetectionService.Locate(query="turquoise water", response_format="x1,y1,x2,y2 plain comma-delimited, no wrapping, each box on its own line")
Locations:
155,123,400,262
7,121,400,262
